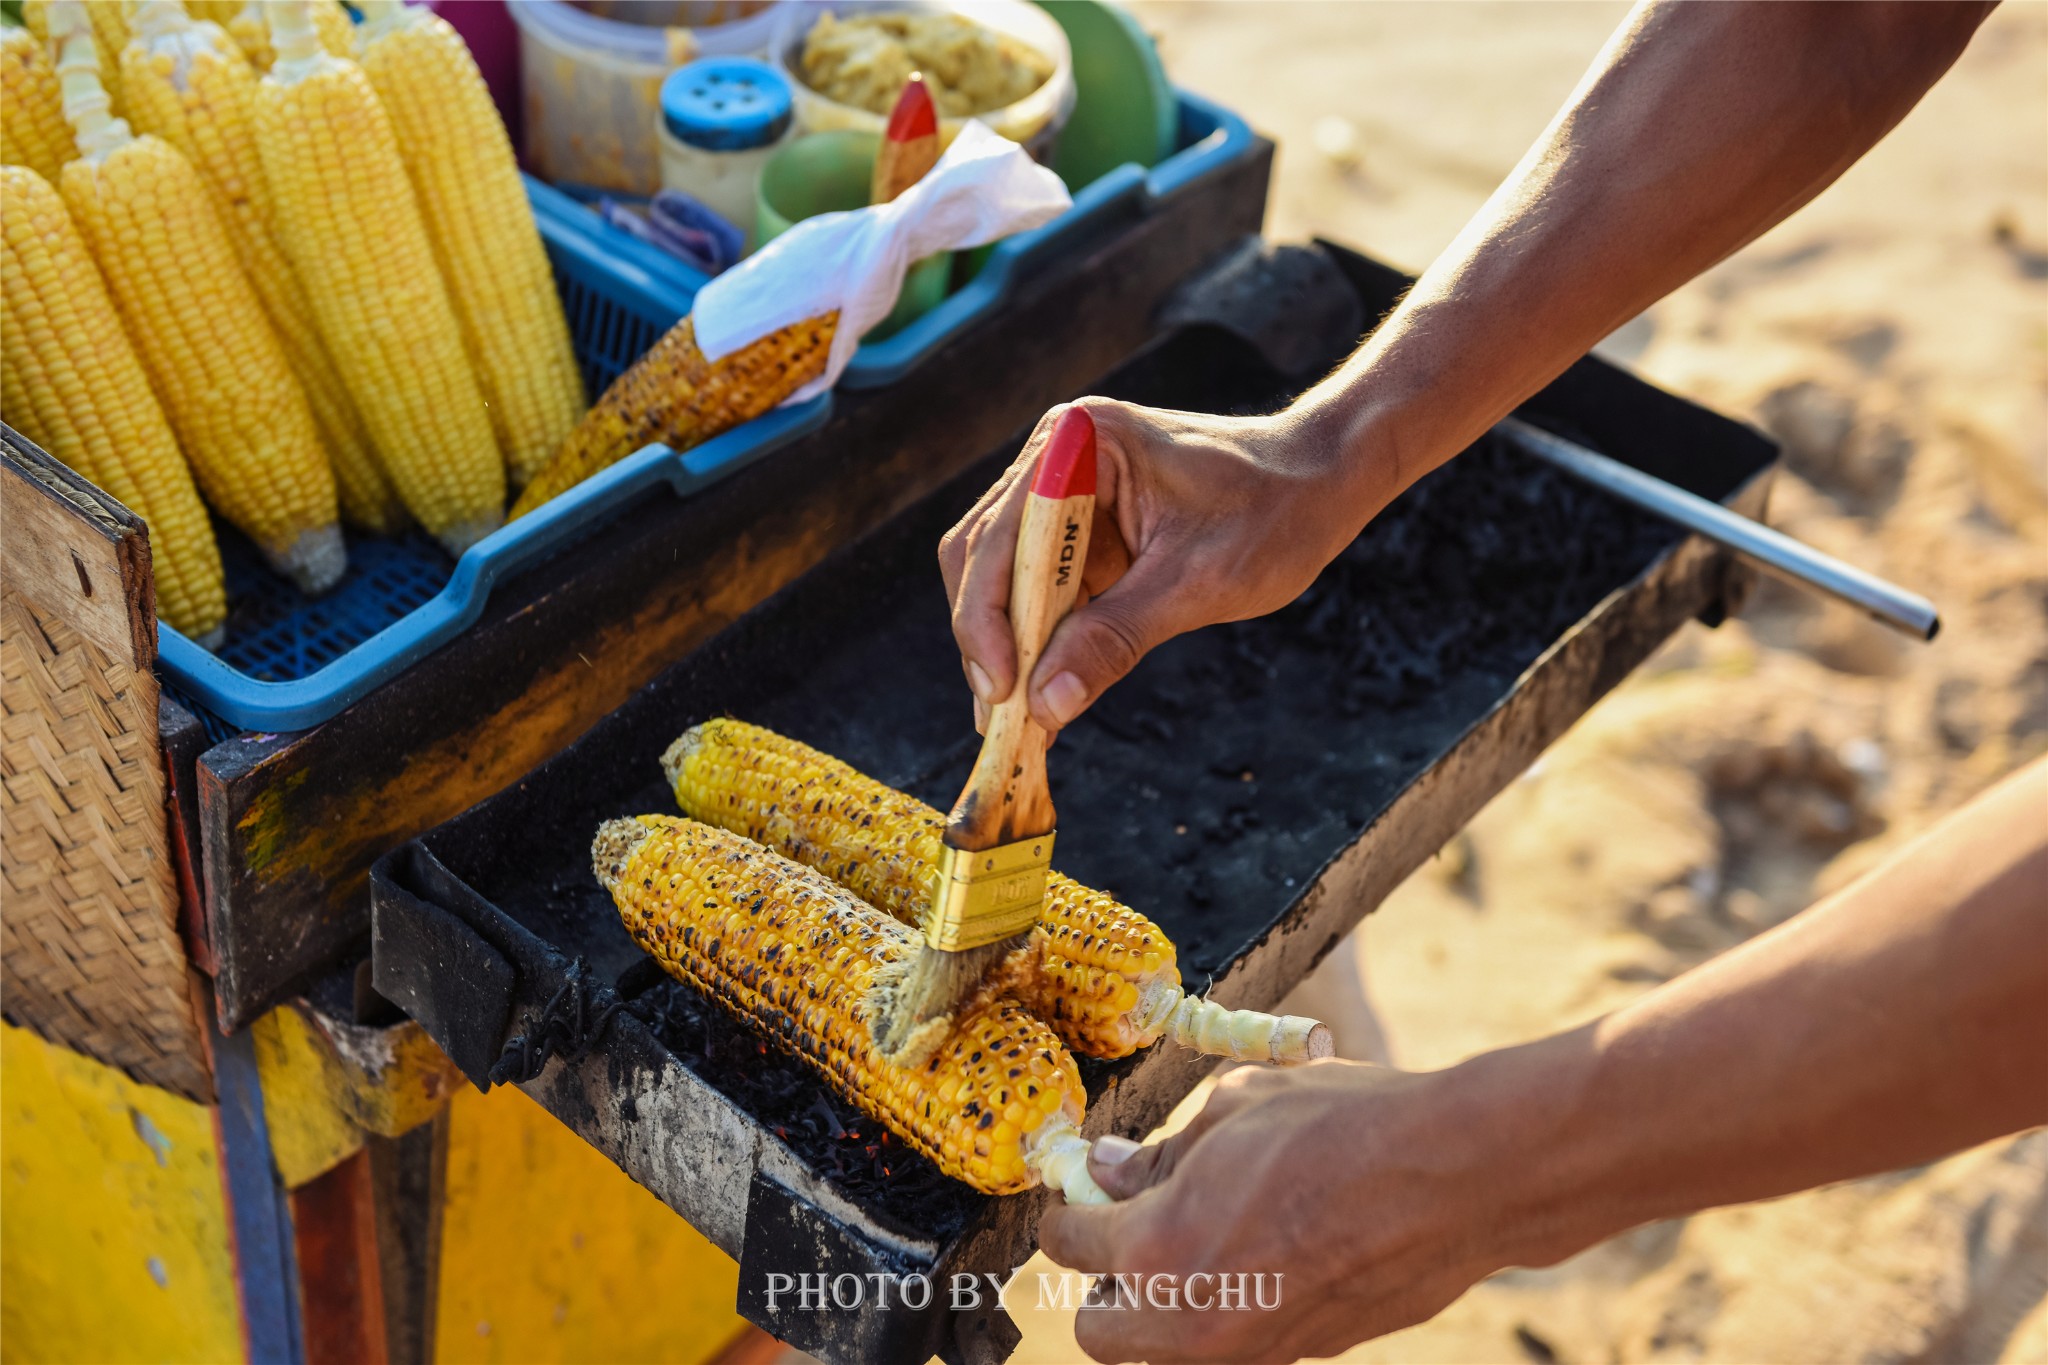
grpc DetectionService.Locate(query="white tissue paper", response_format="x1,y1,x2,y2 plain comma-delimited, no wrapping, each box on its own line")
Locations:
691,121,1073,402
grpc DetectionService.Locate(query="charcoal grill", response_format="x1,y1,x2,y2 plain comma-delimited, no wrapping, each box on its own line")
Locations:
370,241,1777,1365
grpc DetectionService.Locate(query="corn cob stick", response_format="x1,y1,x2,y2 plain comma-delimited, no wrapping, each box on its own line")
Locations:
21,0,124,112
597,816,1106,1202
226,0,354,72
253,0,504,556
52,3,344,593
509,312,835,518
0,165,226,640
121,1,405,535
354,0,584,491
2,24,77,181
664,720,1334,1065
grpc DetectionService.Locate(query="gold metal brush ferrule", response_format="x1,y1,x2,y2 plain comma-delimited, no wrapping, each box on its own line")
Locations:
925,834,1056,951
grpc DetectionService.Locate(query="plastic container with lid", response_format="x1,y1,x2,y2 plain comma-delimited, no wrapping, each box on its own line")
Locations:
510,0,779,194
769,1,1075,163
655,56,793,244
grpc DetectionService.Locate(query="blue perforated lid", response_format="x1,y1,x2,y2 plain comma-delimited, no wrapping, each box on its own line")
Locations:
660,58,793,152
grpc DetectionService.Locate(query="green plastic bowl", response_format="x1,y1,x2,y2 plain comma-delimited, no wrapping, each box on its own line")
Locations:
756,130,951,342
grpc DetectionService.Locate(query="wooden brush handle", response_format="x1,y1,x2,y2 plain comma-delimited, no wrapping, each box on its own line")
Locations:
871,75,940,205
947,410,1098,851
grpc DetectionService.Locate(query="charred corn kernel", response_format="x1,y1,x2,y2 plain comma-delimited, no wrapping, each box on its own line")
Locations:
121,0,404,535
2,24,77,180
253,1,503,555
665,719,1334,1064
0,165,225,639
356,0,583,490
595,816,1104,1201
53,4,343,592
226,0,353,72
22,0,123,112
510,312,834,517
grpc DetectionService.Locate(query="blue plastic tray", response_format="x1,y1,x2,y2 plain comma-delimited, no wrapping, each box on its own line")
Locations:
157,92,1256,737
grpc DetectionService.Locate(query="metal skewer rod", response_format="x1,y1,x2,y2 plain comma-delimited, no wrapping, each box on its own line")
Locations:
1499,417,1940,642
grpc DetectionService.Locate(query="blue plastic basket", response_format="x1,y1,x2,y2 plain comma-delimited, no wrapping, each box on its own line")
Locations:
156,177,831,736
562,91,1255,388
157,93,1256,737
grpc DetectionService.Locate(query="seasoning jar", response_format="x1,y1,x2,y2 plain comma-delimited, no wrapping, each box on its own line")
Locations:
655,57,794,247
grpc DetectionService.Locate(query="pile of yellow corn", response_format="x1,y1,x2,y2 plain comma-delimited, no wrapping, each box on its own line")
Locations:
2,0,831,643
0,0,594,638
591,721,1330,1202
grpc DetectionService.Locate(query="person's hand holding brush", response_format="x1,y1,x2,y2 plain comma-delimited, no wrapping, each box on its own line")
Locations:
942,1,1995,740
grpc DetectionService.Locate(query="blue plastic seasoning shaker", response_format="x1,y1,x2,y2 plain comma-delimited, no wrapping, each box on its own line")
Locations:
656,58,797,244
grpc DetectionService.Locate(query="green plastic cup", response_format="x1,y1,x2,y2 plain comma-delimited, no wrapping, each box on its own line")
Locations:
756,130,951,342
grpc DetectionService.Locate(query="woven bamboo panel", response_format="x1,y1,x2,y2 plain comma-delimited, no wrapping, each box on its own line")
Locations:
1,430,210,1102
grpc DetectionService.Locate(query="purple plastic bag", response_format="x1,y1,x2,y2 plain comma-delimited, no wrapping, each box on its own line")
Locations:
597,191,746,277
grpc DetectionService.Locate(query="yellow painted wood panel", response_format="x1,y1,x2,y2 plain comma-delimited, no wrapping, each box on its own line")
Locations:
434,1083,749,1365
251,1001,461,1189
251,1005,363,1191
0,1021,243,1364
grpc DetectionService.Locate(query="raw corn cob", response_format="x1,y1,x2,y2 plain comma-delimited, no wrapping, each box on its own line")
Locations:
2,24,76,180
664,720,1334,1065
596,815,1105,1202
0,165,226,639
52,3,343,593
226,0,354,72
252,0,504,556
21,0,124,112
509,313,834,518
354,0,583,490
121,0,404,534
183,2,247,25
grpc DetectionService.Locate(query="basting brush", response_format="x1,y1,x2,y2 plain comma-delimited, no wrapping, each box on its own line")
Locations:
870,72,940,205
872,407,1099,1065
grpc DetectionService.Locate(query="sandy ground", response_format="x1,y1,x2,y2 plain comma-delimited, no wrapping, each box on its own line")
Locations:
994,4,2048,1362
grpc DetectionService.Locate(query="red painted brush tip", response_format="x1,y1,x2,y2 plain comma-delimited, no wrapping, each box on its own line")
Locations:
1032,409,1098,498
885,74,938,142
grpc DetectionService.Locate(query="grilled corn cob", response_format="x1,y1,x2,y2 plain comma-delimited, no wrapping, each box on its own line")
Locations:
2,24,76,181
226,0,354,72
53,4,343,592
355,0,583,491
120,0,404,535
664,720,1333,1065
596,816,1105,1202
253,0,503,555
509,313,834,518
0,165,226,640
21,0,124,112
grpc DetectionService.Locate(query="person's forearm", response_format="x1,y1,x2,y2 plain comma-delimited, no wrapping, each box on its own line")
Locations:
1469,759,2047,1270
1291,0,1994,521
